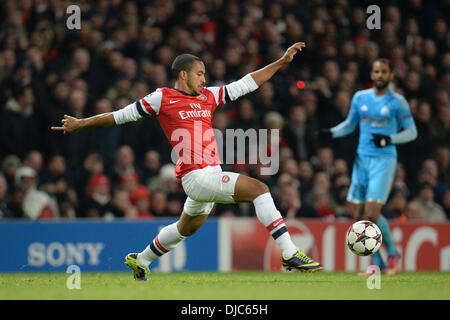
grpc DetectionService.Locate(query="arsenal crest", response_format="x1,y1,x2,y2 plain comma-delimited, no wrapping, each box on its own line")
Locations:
196,93,207,101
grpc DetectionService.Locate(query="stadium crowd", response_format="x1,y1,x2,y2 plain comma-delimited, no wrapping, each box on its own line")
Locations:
0,0,449,222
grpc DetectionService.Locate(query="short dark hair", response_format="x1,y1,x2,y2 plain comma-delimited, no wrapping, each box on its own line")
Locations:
372,58,393,72
171,54,202,78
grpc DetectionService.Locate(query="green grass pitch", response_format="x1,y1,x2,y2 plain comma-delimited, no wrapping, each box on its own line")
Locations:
0,271,449,300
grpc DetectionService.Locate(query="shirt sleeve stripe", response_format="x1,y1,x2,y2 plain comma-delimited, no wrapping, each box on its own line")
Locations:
141,98,157,116
218,86,224,105
223,86,229,104
135,100,148,117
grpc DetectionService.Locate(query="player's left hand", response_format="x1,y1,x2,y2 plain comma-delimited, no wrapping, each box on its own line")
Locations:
372,134,392,148
280,42,306,64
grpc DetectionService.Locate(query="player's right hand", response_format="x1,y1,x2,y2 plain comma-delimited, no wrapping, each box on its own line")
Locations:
51,115,82,134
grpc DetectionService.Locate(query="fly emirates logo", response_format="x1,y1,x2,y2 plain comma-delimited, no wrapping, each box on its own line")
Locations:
179,103,211,120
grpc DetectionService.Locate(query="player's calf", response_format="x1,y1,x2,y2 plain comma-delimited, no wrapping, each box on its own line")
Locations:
177,211,209,237
234,176,299,260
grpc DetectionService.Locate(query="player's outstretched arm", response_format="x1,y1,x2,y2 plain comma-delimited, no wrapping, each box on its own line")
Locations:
250,42,305,86
51,113,115,134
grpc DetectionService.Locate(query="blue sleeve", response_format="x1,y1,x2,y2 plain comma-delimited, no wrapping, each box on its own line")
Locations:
391,97,417,144
330,93,360,138
390,125,417,144
396,96,415,130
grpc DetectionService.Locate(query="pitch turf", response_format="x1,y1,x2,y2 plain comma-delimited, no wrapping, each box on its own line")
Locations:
0,271,449,300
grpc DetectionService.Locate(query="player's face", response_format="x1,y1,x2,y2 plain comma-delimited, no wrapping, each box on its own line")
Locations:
186,61,206,95
370,61,393,90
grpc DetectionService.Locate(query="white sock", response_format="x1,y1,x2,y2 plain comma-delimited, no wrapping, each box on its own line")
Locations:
137,222,186,268
253,192,298,259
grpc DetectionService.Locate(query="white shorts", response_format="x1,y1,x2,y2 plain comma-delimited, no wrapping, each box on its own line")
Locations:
181,165,240,216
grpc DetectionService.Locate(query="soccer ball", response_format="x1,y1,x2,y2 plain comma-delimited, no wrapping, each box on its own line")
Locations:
346,220,382,256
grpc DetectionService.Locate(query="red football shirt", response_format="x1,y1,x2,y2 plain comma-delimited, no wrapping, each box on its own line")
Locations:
139,86,226,178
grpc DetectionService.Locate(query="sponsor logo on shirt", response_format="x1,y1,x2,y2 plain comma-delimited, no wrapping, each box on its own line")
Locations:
178,103,211,119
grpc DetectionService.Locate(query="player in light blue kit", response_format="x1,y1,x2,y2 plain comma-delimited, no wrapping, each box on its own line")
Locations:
320,59,417,275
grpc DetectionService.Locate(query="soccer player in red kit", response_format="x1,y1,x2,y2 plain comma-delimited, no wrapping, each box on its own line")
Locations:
52,42,322,280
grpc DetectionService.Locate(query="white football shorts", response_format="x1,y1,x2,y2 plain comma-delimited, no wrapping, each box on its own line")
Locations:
181,165,239,216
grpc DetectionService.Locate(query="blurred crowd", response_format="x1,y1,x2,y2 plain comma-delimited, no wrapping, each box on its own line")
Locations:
0,0,449,222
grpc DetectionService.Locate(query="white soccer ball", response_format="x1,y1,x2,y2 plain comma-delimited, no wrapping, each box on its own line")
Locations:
346,220,382,256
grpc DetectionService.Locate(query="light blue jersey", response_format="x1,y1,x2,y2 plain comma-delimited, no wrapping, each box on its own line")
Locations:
333,88,416,158
331,87,417,203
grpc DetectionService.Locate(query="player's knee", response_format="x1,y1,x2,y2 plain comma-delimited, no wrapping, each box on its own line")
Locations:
253,180,270,198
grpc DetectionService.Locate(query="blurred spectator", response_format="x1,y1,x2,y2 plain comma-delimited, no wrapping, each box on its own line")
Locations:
150,191,168,217
298,160,314,195
129,185,153,219
282,105,317,161
402,201,422,222
147,163,180,194
391,162,409,196
118,171,141,195
435,146,450,184
72,152,105,199
109,145,141,185
278,183,318,219
0,173,13,218
229,99,260,131
0,86,40,159
1,155,21,190
92,98,121,169
413,182,446,222
408,100,434,173
441,189,450,220
332,159,348,177
314,147,334,175
384,190,408,220
55,192,77,220
22,150,44,177
39,154,67,192
310,187,336,219
140,150,161,185
166,192,184,216
109,188,137,219
0,0,448,220
83,174,112,219
331,173,351,219
304,171,332,206
15,166,56,220
431,105,450,150
6,187,26,219
250,82,279,119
